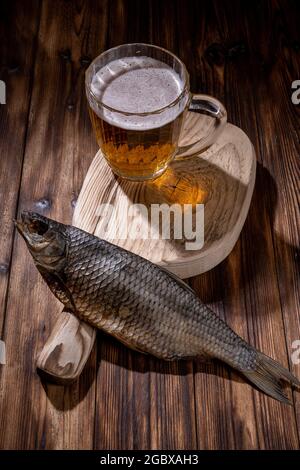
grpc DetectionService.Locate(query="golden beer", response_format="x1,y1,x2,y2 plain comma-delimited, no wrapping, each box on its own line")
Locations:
86,44,227,180
88,107,184,180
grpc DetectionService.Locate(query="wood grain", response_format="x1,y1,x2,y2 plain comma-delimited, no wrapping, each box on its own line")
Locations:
39,116,256,417
0,0,40,344
243,0,300,435
73,119,256,278
37,313,96,384
187,0,299,449
0,0,299,450
36,182,102,384
0,0,106,449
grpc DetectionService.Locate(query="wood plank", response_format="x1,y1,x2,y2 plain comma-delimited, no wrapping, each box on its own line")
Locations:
0,0,299,450
0,0,108,449
37,313,96,384
93,0,198,450
180,0,299,449
0,0,40,340
178,0,256,449
148,0,198,450
0,0,41,448
238,0,299,448
94,0,153,449
247,0,300,436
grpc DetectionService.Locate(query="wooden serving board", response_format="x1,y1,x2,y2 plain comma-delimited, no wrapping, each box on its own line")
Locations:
37,113,256,383
73,113,256,277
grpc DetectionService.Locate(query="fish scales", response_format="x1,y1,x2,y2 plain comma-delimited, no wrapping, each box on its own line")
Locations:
16,212,300,404
66,225,235,360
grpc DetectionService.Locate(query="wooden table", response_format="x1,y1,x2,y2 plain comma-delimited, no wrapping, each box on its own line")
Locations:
0,0,299,450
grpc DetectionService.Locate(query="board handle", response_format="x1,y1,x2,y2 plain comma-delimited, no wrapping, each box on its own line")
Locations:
176,94,227,158
36,310,96,384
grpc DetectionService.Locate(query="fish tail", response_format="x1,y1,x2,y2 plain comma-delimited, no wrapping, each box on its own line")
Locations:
241,350,300,405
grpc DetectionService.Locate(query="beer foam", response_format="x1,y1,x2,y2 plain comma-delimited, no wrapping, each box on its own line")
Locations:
89,56,189,130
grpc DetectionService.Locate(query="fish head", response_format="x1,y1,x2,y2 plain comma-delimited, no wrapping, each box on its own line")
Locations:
15,211,68,272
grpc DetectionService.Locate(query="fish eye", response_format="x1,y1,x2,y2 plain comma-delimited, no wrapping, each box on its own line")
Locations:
28,219,49,236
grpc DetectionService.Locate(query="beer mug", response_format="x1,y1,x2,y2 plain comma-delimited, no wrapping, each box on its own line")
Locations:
86,43,227,181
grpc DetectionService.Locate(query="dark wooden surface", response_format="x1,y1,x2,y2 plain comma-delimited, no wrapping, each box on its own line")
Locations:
0,0,299,450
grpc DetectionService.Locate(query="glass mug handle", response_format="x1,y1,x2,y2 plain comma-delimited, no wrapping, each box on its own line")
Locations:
175,94,227,159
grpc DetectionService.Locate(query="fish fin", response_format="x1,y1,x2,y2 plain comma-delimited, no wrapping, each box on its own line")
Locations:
158,265,196,295
196,352,213,364
242,351,300,405
37,265,76,312
113,334,149,356
62,306,75,314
